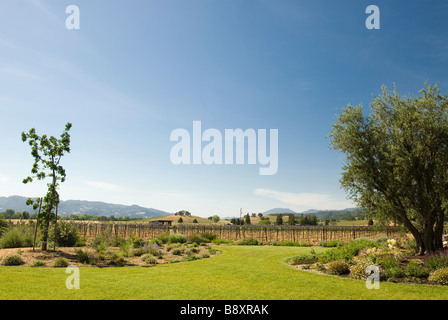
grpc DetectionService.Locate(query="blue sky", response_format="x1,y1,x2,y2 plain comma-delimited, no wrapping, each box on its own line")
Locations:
0,0,447,217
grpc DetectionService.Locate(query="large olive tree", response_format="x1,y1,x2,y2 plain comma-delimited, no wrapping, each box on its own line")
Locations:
330,83,448,254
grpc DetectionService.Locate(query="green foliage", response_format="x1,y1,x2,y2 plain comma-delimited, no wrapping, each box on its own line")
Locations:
188,234,205,244
168,233,187,244
149,238,163,246
429,268,448,285
319,239,379,263
183,255,198,262
33,260,44,267
404,261,429,278
423,251,448,271
90,232,113,252
201,233,217,242
319,240,344,247
377,255,400,270
236,238,259,246
0,226,33,249
53,257,69,268
108,252,126,266
52,221,80,247
326,260,350,275
156,233,170,244
289,252,319,265
275,214,283,225
329,83,448,254
21,122,72,251
141,254,157,265
112,237,127,247
1,254,25,266
129,234,145,248
211,238,231,244
75,248,97,265
385,266,405,280
349,258,372,280
0,217,9,236
171,248,184,255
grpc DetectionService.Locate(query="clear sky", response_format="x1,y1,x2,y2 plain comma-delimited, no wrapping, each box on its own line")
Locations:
0,0,447,217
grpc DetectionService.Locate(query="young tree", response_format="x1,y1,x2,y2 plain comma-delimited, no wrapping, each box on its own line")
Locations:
330,83,448,254
22,122,72,251
287,214,296,225
275,214,283,225
245,214,251,225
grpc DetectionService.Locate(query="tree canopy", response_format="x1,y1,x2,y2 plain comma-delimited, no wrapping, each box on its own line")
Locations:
330,83,448,254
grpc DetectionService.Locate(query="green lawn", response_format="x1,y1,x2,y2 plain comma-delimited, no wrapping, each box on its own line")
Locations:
1,245,447,300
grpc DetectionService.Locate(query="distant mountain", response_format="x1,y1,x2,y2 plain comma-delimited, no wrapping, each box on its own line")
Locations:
0,195,169,219
301,209,319,214
298,208,364,221
261,207,363,221
263,208,297,215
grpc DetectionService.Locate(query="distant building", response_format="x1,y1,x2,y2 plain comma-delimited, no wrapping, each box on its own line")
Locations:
149,219,172,226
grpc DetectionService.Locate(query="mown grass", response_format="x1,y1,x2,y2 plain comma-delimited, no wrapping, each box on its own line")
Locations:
1,245,448,300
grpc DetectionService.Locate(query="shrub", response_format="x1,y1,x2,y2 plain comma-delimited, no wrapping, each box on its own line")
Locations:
119,241,134,257
0,227,33,249
201,233,217,242
53,257,69,268
200,253,210,259
190,248,200,254
404,261,429,278
350,259,373,280
53,222,80,247
75,248,97,265
289,254,318,265
171,248,184,256
33,260,44,267
149,238,163,246
423,251,448,272
168,233,187,244
385,266,404,279
1,254,25,266
320,240,344,247
429,267,448,285
112,237,127,247
237,238,259,246
129,234,145,248
188,234,205,244
319,239,379,263
141,254,157,265
90,233,112,252
327,260,350,275
208,247,217,255
373,236,389,244
211,239,231,244
377,255,400,270
0,217,9,237
183,255,198,262
156,233,170,244
108,252,126,266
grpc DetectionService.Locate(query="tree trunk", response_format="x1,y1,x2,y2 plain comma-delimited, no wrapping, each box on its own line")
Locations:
41,220,50,251
434,211,445,249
